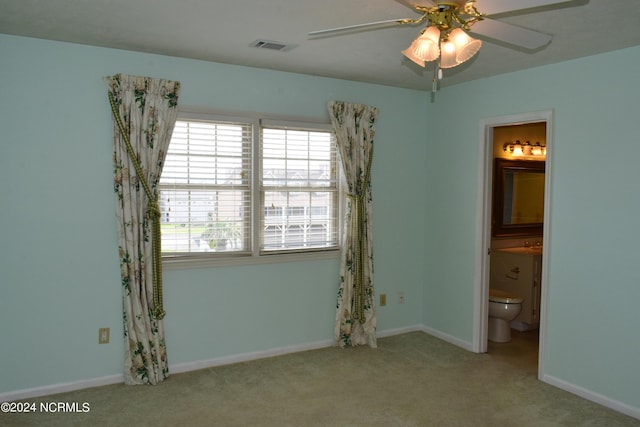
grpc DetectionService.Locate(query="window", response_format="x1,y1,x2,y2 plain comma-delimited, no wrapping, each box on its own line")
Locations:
261,123,339,252
159,113,339,263
159,118,252,255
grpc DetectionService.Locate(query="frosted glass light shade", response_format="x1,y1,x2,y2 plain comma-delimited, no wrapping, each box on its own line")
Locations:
415,39,440,63
402,26,440,66
423,25,441,42
450,28,482,64
513,140,524,156
439,40,460,69
402,43,426,66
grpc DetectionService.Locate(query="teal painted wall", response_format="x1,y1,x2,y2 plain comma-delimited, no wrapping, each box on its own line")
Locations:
0,34,427,394
423,46,640,410
2,32,639,414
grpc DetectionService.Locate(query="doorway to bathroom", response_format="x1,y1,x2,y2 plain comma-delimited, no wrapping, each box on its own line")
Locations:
473,110,553,380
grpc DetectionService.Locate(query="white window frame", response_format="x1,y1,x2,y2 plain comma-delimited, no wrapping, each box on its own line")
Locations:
259,118,340,255
161,110,342,269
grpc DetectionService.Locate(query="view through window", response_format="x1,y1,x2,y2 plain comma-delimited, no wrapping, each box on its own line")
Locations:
159,116,339,259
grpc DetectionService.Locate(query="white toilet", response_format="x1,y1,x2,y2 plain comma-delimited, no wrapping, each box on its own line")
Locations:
488,288,523,343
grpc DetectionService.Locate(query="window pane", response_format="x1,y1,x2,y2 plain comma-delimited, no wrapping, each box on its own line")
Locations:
309,134,331,160
160,188,249,253
285,131,309,159
262,158,286,186
261,194,337,249
261,124,338,252
262,131,336,188
160,119,251,255
309,160,332,187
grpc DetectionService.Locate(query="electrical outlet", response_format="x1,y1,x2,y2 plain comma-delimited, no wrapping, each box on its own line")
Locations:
98,328,110,344
380,293,387,306
398,292,405,304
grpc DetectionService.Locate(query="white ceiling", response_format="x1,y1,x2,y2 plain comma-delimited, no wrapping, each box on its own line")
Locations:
1,0,639,91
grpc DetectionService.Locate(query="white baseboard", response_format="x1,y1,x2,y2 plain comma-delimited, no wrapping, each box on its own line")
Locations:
541,374,640,421
171,325,424,374
377,324,424,338
169,338,335,374
419,325,474,352
0,374,124,403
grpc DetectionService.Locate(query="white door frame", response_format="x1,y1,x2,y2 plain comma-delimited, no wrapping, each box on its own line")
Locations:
472,110,553,378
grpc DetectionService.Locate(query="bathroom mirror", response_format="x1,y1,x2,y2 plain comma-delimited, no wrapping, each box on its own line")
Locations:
493,159,545,237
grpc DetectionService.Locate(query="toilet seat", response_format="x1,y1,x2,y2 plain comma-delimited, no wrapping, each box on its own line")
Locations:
489,288,523,304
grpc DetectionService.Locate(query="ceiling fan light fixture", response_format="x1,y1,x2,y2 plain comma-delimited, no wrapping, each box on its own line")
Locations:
449,28,482,64
309,0,570,91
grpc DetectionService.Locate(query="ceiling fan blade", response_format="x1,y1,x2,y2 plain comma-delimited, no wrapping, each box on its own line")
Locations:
477,0,575,16
469,18,552,50
308,18,413,37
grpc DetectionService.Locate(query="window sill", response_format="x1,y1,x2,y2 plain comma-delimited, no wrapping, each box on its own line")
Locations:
162,249,341,270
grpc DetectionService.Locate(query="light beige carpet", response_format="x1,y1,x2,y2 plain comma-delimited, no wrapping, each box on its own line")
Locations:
2,331,638,426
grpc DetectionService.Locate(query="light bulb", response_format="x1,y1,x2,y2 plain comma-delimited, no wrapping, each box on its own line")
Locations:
440,40,460,69
532,142,542,156
513,140,524,156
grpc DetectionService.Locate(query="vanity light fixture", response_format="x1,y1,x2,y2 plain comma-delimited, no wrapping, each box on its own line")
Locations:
503,140,546,158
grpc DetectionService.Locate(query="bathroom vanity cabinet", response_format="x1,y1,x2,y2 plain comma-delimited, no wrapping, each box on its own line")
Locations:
490,247,542,330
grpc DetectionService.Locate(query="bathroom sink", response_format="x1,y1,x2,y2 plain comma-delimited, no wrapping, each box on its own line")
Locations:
496,247,543,255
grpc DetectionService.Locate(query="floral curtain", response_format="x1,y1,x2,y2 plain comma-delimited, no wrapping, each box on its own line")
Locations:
104,74,180,385
328,101,378,348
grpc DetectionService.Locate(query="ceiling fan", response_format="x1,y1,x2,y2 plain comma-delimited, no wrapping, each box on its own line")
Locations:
309,0,575,91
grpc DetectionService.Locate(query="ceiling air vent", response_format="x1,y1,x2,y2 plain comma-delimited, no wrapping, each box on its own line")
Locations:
249,39,297,52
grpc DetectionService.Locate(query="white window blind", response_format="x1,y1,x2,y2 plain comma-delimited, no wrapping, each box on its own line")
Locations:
159,119,252,254
260,122,339,252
